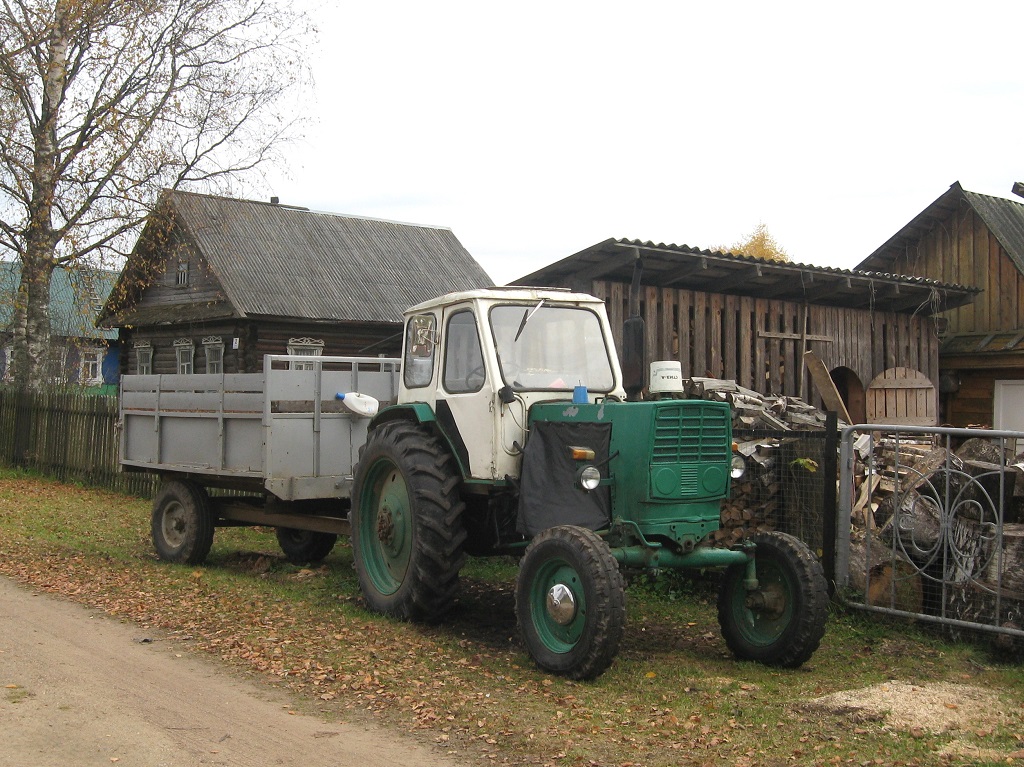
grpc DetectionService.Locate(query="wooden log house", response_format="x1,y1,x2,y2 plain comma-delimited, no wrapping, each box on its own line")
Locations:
856,181,1024,432
99,190,492,375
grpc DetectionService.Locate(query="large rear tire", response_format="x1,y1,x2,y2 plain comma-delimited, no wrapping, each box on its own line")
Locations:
717,531,828,667
275,528,338,564
515,525,625,680
351,421,466,622
151,480,215,564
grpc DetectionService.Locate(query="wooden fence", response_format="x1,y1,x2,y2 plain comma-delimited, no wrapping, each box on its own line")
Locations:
0,388,156,497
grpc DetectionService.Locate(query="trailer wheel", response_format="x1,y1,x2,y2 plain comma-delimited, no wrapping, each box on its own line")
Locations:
151,480,215,565
717,531,828,667
275,528,338,564
515,525,625,680
351,421,466,622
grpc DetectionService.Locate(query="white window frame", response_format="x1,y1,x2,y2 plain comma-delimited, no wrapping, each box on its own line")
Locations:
135,342,153,375
287,337,324,370
80,347,103,386
174,338,194,374
176,258,190,287
203,336,224,374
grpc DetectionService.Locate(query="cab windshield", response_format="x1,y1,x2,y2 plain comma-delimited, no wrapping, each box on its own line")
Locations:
488,304,615,392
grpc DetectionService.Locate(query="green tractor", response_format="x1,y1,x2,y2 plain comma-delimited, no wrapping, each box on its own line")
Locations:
351,286,828,679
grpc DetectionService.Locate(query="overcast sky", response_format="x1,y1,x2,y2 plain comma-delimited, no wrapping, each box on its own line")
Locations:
259,1,1024,286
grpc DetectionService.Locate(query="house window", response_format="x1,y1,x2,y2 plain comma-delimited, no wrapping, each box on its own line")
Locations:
203,337,224,374
135,343,153,375
80,348,102,386
176,259,190,287
174,339,194,374
287,337,324,370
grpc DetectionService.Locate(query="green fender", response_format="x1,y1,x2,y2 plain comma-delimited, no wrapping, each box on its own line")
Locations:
368,403,473,479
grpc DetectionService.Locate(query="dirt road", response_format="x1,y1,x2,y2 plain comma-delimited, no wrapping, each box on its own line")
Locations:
0,577,465,767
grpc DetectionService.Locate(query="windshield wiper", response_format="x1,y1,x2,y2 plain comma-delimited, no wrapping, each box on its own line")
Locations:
513,299,545,343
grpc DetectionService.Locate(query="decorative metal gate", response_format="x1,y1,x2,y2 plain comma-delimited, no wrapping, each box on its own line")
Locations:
838,424,1024,651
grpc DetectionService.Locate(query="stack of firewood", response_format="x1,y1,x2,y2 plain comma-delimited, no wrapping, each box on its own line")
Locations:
677,377,842,431
711,439,781,545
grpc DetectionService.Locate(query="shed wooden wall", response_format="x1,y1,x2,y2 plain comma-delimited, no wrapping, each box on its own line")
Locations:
590,280,939,402
944,368,1024,428
887,199,1024,334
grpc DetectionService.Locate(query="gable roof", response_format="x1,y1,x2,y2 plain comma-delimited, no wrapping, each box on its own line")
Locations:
103,190,492,327
1,261,117,340
855,181,1024,276
514,238,977,315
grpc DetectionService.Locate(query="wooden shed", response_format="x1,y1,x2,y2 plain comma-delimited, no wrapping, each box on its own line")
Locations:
856,182,1024,430
515,239,976,425
99,190,492,375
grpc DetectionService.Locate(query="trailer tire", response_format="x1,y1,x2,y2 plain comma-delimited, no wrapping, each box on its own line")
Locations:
717,531,828,667
351,421,466,622
275,528,338,564
151,480,215,565
515,525,625,680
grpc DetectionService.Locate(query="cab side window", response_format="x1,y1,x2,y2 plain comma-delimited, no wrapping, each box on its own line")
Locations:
404,314,436,389
443,310,485,393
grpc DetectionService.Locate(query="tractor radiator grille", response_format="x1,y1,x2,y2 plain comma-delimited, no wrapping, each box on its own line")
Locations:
652,403,731,464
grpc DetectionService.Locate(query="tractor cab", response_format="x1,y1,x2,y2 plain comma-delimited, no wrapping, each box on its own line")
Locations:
396,287,626,482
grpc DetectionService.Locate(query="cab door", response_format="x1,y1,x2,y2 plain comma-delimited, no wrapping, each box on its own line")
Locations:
437,306,498,479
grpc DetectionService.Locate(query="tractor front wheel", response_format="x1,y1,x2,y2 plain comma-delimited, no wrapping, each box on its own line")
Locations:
717,531,828,667
351,421,466,622
515,525,625,680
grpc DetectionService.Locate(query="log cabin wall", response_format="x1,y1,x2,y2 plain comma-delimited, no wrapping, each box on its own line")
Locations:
590,279,939,403
945,368,1024,428
121,320,402,375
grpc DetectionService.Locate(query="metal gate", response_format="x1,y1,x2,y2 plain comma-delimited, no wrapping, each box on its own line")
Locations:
838,424,1024,650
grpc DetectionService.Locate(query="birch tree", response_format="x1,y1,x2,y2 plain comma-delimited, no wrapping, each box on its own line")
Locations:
0,0,311,388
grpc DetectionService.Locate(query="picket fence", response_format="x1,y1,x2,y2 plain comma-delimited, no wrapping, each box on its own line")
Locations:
0,388,156,497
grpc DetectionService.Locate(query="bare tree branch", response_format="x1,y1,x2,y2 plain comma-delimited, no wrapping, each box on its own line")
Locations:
0,0,313,387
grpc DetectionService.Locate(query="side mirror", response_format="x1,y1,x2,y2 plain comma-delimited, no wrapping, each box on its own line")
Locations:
621,316,645,400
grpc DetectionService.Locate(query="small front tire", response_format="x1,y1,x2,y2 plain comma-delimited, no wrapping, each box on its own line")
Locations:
717,531,828,667
515,525,625,680
151,480,215,565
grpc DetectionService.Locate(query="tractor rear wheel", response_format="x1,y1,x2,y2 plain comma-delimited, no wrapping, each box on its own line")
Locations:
351,421,466,622
717,531,828,667
275,527,337,564
515,525,625,680
151,479,215,565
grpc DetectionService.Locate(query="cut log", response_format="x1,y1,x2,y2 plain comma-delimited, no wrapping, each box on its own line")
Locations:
849,530,923,614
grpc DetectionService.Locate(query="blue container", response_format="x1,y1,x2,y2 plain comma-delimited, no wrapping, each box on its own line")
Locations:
572,385,588,404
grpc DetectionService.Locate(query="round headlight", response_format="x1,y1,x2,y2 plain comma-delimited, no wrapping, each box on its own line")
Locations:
578,465,601,491
730,454,747,480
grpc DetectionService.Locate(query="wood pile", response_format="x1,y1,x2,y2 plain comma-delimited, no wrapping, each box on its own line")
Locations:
678,377,844,431
677,375,843,546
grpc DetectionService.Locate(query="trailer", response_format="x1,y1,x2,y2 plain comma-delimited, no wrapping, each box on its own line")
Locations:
121,355,399,562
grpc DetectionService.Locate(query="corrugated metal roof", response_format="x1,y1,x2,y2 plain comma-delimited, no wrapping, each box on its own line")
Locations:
1,261,118,340
110,190,492,327
856,181,1024,276
514,238,977,315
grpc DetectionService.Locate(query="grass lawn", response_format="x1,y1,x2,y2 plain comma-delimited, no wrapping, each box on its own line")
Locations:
1,468,1022,766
